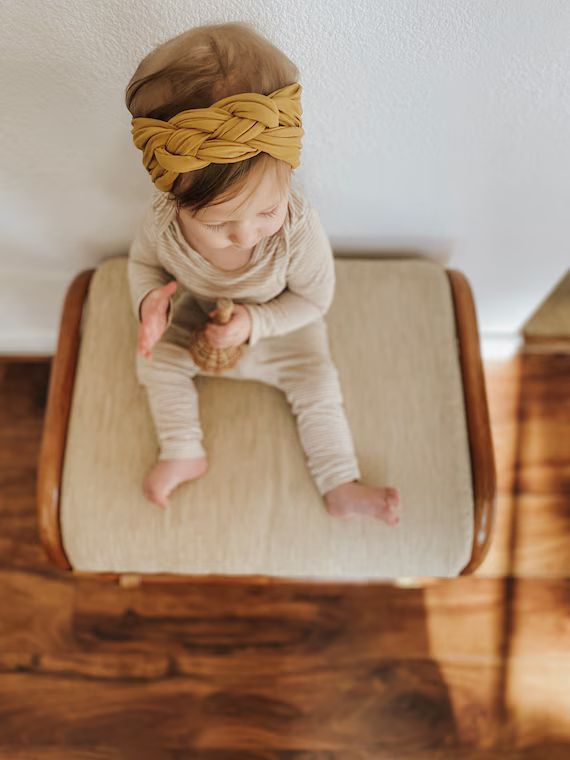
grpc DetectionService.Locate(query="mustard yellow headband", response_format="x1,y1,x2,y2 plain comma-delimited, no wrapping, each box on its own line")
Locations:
131,82,304,193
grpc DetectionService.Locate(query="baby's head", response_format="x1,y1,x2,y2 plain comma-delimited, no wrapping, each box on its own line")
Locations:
125,22,300,252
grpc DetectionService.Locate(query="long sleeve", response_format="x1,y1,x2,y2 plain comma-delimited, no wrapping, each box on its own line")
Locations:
243,205,335,347
127,199,175,326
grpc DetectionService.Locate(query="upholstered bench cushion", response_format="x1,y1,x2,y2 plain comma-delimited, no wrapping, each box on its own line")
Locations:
60,255,474,578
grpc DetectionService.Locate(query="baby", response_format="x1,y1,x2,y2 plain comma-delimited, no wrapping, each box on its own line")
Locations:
125,22,401,525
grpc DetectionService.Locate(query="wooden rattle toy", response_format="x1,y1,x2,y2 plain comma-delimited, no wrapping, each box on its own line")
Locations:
188,297,244,373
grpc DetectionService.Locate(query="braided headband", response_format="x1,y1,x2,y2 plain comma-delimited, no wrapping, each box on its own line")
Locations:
130,82,304,193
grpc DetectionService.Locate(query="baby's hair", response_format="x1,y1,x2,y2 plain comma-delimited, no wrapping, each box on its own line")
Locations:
125,21,300,216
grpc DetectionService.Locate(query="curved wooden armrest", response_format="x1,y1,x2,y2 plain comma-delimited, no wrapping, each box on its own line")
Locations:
447,269,497,574
37,268,96,570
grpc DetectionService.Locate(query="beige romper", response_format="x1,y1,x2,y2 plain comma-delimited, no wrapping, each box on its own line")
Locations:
127,179,361,496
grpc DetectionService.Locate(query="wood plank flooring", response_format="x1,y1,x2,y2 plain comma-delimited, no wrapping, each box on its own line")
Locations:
0,347,568,758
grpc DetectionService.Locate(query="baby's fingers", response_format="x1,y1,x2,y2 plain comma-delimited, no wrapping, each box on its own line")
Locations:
139,327,158,358
204,330,221,348
138,337,153,359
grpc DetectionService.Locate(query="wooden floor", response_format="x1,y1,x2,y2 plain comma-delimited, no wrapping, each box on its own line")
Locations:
0,345,569,758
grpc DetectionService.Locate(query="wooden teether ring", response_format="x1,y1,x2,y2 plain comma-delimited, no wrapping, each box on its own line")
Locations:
188,297,244,373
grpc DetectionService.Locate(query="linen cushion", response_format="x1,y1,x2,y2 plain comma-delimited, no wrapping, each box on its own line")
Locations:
60,255,474,578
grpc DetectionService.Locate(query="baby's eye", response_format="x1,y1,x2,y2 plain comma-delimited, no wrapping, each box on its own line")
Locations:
203,207,280,231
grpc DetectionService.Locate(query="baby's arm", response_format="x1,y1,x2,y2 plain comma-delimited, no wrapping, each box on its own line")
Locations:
243,205,335,346
127,199,175,327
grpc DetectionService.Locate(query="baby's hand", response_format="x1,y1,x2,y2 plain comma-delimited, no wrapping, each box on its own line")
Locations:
138,280,177,359
205,303,252,348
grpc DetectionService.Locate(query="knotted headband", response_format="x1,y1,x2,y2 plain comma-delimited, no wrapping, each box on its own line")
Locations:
130,82,304,193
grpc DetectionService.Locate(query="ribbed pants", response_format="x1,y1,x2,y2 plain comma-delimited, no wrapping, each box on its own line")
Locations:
135,315,361,496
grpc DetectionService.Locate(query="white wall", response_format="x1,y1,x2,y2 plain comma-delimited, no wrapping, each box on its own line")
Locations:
2,1,569,360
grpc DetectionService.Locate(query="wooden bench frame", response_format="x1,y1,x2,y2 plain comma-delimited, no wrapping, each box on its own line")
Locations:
36,255,497,586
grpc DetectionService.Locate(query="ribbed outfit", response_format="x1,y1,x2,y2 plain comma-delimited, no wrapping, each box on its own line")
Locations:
127,178,361,495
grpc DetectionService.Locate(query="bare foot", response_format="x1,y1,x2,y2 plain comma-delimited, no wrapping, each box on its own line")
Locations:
143,456,209,509
324,480,401,525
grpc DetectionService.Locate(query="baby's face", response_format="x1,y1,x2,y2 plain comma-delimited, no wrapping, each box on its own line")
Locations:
177,169,290,255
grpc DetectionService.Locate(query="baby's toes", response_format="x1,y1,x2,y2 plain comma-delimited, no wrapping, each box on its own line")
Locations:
386,487,401,507
143,480,168,509
384,488,401,525
386,506,400,525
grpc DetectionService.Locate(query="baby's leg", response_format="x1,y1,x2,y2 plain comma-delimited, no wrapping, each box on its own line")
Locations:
263,321,401,525
285,358,400,525
136,340,208,508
